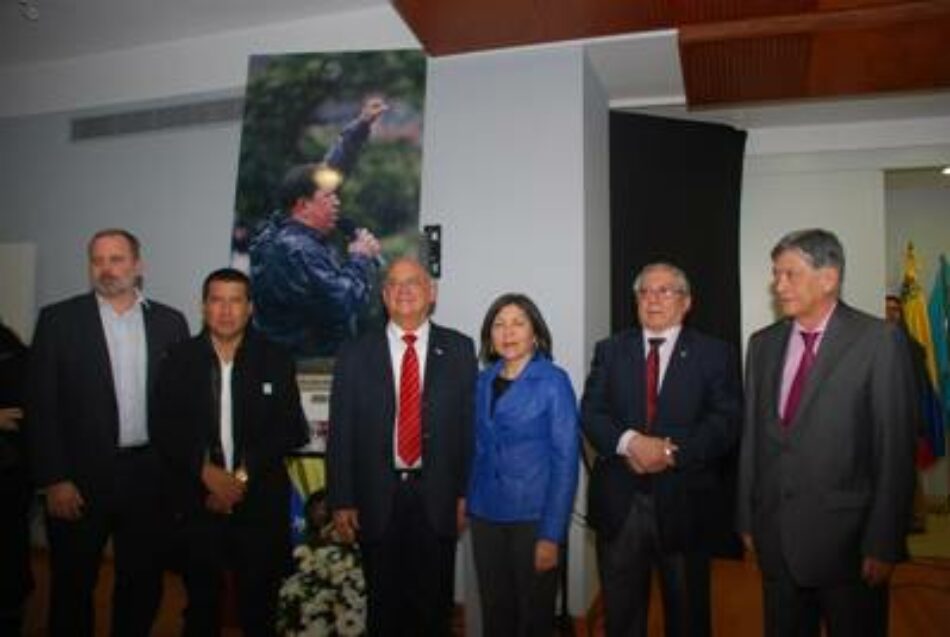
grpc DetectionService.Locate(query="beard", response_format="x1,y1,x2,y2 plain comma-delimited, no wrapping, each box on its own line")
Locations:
93,274,136,298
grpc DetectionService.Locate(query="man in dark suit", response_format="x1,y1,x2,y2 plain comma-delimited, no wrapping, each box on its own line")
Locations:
738,228,916,636
151,268,308,636
328,257,477,636
582,262,741,637
27,228,189,636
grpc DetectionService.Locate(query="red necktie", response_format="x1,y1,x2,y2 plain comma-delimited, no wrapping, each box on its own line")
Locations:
397,333,421,466
782,331,819,426
645,337,665,428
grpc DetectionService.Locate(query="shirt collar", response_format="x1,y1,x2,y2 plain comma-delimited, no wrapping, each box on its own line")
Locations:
387,319,431,343
792,301,836,336
642,324,681,347
96,289,147,315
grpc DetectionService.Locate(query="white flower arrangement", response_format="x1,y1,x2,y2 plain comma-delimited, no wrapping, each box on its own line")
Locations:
277,531,367,636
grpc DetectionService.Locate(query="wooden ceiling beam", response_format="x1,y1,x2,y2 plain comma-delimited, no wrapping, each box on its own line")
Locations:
680,0,950,44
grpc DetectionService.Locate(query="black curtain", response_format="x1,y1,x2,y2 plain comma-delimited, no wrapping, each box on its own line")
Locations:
610,112,746,350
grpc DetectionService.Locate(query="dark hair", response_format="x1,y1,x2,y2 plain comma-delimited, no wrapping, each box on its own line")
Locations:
202,268,251,301
88,228,141,260
277,163,319,212
478,293,553,364
771,228,846,284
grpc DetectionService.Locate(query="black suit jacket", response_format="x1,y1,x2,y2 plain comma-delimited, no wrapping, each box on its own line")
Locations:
27,292,188,497
582,327,741,552
326,323,477,541
150,330,308,524
738,302,916,586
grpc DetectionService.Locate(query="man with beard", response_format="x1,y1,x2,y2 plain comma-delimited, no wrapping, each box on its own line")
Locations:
28,228,189,636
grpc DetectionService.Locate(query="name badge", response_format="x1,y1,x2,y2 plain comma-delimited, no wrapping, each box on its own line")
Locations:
263,382,273,395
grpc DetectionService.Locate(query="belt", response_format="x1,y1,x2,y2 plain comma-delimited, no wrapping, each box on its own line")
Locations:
116,443,151,456
395,469,422,482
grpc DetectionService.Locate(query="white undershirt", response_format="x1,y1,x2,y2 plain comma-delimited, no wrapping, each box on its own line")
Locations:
219,361,234,471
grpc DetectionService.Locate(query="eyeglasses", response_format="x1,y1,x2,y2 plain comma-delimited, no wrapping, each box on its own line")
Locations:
636,286,685,300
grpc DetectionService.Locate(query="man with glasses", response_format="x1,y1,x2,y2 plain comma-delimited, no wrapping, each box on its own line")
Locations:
582,262,741,637
327,257,477,636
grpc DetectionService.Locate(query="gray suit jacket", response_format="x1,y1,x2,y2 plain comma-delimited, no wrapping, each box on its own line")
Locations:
737,302,916,586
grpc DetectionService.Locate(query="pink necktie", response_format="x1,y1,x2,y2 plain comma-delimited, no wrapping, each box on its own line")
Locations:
645,337,665,429
397,333,421,465
782,331,818,426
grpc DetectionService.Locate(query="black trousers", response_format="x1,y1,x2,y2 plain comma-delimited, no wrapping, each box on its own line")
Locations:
178,508,291,637
596,491,711,637
360,475,457,637
45,447,165,637
0,467,33,635
470,517,559,637
762,557,889,637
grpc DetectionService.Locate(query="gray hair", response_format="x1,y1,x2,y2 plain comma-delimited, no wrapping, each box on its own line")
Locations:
771,228,845,283
632,262,691,296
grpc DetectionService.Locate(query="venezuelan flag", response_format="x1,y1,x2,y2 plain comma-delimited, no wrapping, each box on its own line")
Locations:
902,243,946,465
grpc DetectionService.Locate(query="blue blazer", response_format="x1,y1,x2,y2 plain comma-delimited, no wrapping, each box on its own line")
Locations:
467,355,580,543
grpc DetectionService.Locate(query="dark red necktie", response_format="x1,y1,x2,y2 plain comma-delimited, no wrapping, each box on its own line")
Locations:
645,337,665,428
397,333,421,466
782,331,819,426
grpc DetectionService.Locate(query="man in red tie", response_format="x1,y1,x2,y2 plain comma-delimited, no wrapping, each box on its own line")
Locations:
738,229,917,636
582,262,742,637
328,257,477,636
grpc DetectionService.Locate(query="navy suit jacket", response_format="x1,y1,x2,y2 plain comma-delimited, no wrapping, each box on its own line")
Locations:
738,302,916,585
582,327,741,552
326,323,477,541
27,292,188,498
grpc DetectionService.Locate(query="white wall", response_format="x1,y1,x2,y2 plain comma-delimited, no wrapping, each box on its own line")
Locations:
739,134,950,350
0,5,416,118
0,112,240,329
740,165,886,343
885,182,950,294
421,44,606,617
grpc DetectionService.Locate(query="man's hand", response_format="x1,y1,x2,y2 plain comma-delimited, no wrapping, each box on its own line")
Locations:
348,228,381,259
46,481,85,520
200,463,246,513
359,97,389,124
333,508,360,544
535,539,559,573
741,533,755,555
0,407,24,431
626,434,677,474
862,557,895,586
456,498,468,535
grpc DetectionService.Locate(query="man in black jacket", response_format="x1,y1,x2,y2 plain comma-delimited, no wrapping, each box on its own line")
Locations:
28,229,189,637
152,268,308,636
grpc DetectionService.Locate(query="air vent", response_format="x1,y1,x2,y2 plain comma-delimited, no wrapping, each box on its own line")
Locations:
71,97,244,141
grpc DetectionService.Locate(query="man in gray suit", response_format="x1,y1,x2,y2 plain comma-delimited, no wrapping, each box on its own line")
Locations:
738,228,916,636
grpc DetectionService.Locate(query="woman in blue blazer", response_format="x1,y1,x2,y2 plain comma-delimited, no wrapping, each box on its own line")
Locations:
467,293,580,637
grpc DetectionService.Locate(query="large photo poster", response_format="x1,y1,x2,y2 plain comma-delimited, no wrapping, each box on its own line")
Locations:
232,50,426,366
229,50,426,530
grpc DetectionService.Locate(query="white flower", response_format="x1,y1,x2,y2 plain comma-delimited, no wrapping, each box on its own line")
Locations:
336,608,365,636
278,540,367,635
